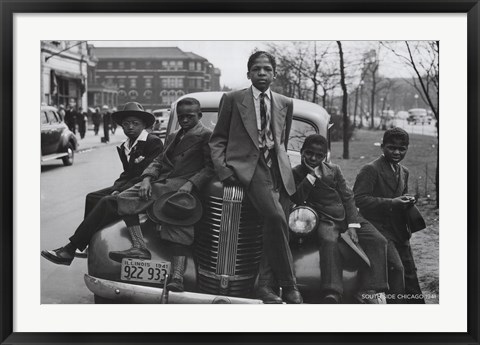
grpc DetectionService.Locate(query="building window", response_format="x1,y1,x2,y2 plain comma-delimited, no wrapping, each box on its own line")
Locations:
128,90,138,100
169,61,176,70
144,90,152,99
118,78,126,88
107,62,113,69
189,62,195,71
177,78,184,88
145,78,152,89
161,78,168,88
160,90,168,104
177,61,183,70
196,79,203,89
162,61,168,70
196,62,202,71
130,78,137,88
118,61,125,69
188,79,196,88
145,61,151,69
118,90,127,98
130,61,136,70
176,90,185,97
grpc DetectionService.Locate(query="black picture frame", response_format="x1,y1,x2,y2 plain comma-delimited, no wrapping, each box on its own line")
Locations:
1,1,479,344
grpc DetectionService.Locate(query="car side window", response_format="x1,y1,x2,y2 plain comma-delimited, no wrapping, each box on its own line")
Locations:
46,111,58,124
40,112,48,125
288,119,317,152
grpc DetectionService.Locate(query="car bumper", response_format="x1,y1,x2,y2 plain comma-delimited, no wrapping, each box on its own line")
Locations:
84,274,263,304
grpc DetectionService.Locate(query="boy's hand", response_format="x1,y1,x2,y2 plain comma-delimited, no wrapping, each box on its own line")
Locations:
392,196,413,208
347,228,359,244
139,177,152,200
178,181,193,193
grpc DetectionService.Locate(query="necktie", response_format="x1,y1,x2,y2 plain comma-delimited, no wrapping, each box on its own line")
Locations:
393,164,400,179
259,93,272,167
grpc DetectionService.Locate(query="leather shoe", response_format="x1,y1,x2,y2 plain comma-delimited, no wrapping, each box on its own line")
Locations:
109,247,151,263
256,286,282,304
282,286,303,304
41,247,74,266
323,292,341,304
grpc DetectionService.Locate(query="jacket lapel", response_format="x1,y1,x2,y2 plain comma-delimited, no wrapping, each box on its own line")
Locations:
239,88,260,148
172,122,203,156
316,162,336,189
117,145,129,170
271,92,287,145
379,156,400,192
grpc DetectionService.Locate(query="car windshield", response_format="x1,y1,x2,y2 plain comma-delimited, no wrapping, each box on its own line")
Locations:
409,109,427,116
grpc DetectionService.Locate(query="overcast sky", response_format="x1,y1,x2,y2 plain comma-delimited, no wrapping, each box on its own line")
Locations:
90,40,420,89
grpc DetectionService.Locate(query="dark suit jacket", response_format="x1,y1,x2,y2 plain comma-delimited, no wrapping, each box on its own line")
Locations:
142,121,214,191
353,155,410,243
291,162,360,225
209,87,295,195
112,133,163,192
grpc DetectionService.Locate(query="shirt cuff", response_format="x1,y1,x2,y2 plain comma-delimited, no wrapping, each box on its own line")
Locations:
348,223,361,228
306,174,316,185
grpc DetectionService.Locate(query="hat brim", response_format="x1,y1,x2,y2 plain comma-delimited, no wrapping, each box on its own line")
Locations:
339,233,371,267
112,110,155,128
147,191,203,226
406,205,426,233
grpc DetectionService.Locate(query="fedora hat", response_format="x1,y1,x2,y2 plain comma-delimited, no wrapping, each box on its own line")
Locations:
112,102,155,128
147,191,203,226
339,232,371,267
406,205,426,234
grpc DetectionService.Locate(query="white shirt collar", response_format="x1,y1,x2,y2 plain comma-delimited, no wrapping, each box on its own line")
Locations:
120,129,149,152
252,85,271,100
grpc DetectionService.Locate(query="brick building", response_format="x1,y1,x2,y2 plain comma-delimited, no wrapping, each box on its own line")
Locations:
90,46,221,110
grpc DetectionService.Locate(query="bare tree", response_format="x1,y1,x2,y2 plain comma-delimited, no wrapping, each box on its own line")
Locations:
337,41,349,159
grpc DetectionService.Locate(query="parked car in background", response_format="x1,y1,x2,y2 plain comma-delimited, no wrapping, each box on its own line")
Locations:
41,105,78,166
84,92,364,304
407,108,432,125
151,108,170,139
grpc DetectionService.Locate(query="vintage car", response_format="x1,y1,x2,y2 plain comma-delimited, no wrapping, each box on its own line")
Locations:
407,108,432,125
150,108,170,138
41,105,78,166
84,92,364,304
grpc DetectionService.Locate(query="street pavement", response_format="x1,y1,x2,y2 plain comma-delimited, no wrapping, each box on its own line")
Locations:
75,126,127,153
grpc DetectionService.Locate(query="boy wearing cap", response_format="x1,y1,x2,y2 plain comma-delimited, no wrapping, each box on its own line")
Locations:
110,97,214,292
353,127,425,303
41,102,163,265
291,134,389,303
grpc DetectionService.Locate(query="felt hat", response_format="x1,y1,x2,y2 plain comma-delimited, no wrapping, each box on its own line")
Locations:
111,102,155,128
339,232,371,267
406,205,426,234
147,191,203,226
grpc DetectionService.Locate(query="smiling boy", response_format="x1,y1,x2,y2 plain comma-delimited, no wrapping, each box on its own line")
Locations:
353,127,425,303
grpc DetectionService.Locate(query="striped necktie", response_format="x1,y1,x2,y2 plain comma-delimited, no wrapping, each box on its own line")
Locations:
260,93,272,167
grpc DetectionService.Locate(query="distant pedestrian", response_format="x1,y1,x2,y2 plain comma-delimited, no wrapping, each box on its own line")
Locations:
64,105,77,134
77,107,87,139
92,107,101,135
102,105,111,143
58,104,66,121
111,107,118,134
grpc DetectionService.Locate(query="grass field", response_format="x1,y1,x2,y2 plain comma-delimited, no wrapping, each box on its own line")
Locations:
330,129,439,304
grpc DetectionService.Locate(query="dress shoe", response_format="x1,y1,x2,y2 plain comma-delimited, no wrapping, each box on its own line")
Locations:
256,286,283,304
166,256,186,292
41,247,74,266
282,286,303,304
109,247,151,263
323,292,341,304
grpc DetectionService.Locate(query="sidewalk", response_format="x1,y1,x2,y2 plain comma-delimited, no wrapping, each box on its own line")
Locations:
75,127,127,153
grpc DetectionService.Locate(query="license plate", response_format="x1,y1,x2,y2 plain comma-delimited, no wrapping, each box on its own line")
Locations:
120,258,171,285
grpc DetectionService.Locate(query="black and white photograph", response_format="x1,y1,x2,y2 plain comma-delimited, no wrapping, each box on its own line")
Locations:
39,40,439,305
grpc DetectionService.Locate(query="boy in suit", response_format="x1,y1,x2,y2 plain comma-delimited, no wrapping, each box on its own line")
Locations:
353,127,425,303
42,102,163,265
109,97,214,292
291,134,389,303
209,51,302,304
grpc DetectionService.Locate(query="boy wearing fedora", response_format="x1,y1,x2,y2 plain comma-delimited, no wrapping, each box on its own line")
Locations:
291,134,389,303
41,102,163,265
353,127,425,303
109,97,214,292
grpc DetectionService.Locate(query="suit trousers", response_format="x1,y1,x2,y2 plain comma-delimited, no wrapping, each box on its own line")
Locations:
386,239,425,304
84,186,116,218
247,154,296,288
316,219,389,296
69,195,119,251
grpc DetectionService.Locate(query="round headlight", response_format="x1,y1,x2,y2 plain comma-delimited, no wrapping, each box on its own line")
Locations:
288,206,318,236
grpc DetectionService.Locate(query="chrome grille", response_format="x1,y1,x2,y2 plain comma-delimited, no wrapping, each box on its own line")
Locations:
196,186,263,297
